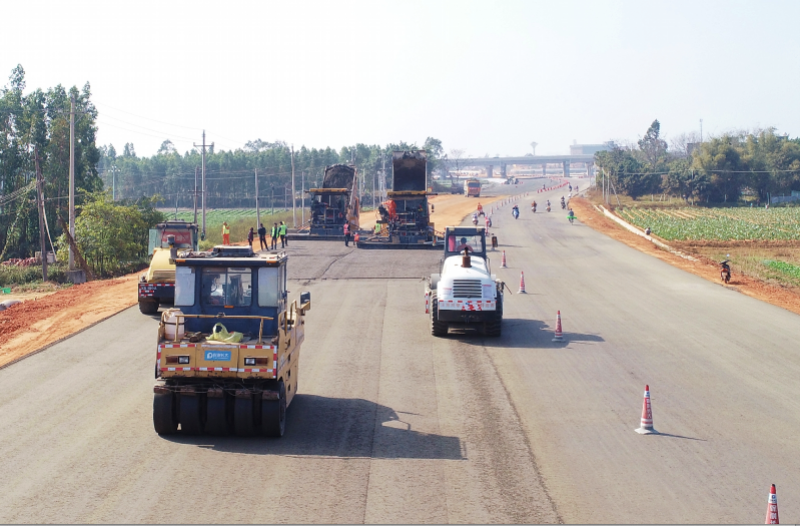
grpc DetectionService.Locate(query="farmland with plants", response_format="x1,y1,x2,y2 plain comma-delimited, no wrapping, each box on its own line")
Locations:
616,206,800,241
611,204,800,289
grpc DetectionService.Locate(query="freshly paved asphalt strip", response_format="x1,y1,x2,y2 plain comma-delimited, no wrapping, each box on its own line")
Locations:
1,178,797,523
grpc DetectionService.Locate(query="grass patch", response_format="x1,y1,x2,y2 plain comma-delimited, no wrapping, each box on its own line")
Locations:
763,260,800,280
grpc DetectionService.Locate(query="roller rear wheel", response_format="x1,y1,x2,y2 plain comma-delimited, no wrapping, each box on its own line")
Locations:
234,396,256,436
205,396,230,435
139,299,159,315
261,381,286,437
430,293,448,337
179,394,204,435
153,392,178,435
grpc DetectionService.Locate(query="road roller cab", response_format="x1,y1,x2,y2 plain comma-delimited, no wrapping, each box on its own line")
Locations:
152,245,311,437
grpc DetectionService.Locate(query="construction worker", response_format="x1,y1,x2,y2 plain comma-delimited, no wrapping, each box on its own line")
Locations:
343,222,351,247
279,221,288,248
258,223,267,250
221,222,230,245
247,227,255,248
270,223,279,250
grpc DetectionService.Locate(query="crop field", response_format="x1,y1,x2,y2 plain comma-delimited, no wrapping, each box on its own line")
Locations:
616,206,800,241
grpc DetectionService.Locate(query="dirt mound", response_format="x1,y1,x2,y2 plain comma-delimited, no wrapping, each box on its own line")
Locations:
0,273,139,368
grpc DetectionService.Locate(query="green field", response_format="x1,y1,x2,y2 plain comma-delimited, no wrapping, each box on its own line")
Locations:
159,208,308,248
616,206,800,241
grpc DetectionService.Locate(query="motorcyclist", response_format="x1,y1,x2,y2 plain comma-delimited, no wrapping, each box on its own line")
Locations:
568,208,575,222
512,204,520,218
532,200,537,212
560,196,566,209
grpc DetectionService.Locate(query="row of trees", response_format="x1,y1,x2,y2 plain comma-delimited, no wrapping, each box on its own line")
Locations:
98,137,445,210
1,64,445,263
595,120,800,203
0,65,104,261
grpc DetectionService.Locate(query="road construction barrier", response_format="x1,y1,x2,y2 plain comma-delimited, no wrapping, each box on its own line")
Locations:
500,250,507,268
635,385,657,434
518,271,527,293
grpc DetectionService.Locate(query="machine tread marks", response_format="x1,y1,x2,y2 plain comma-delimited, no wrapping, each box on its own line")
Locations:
430,293,448,337
153,392,178,435
139,299,159,315
262,380,287,437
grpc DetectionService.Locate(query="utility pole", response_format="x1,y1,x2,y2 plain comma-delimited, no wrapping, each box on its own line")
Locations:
290,145,296,227
255,168,260,229
300,170,305,226
193,131,213,239
69,94,75,270
34,146,48,282
372,167,376,209
381,154,387,200
193,166,198,225
111,165,117,201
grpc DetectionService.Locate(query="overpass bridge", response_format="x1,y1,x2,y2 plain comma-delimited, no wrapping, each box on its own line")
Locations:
443,154,595,178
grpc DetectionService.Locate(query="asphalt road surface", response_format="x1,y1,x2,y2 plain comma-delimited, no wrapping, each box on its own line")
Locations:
1,177,798,524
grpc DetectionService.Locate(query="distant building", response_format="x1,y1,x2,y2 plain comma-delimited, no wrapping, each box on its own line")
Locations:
569,142,613,155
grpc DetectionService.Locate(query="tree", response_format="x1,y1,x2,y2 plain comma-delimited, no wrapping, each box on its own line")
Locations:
157,139,176,155
638,119,668,170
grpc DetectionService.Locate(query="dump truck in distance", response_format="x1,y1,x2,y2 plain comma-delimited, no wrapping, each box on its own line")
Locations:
138,220,199,314
152,245,311,437
464,179,481,197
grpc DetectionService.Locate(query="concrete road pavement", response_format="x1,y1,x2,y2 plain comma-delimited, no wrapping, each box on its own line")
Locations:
1,177,797,523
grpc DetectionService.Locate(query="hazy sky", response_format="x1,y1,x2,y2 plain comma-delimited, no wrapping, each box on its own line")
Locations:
4,0,799,158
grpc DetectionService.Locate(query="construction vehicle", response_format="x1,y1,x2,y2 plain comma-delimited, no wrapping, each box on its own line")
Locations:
138,220,199,314
288,164,359,240
425,226,504,336
358,150,440,249
464,178,481,197
152,245,311,437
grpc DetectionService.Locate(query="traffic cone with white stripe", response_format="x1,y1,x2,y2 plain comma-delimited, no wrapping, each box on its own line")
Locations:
765,484,779,524
500,250,507,268
552,310,564,341
635,385,657,434
518,271,527,293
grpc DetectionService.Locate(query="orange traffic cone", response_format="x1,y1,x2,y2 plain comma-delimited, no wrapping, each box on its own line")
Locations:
635,385,657,434
765,484,779,524
500,250,507,268
354,232,360,243
552,310,564,341
518,271,527,293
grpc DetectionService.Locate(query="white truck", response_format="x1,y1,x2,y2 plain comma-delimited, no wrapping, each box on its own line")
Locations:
425,226,504,336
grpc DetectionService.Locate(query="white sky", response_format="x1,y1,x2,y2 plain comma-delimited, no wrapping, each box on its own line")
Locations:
4,0,799,158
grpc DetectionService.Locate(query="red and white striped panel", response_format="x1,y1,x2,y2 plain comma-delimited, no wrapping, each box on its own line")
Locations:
161,367,192,372
240,344,278,378
157,343,196,369
195,367,237,372
438,299,496,311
